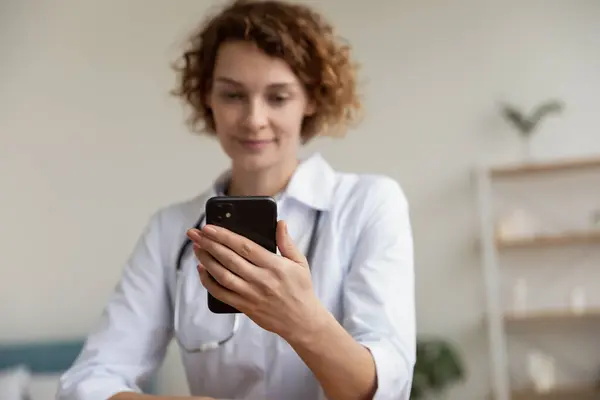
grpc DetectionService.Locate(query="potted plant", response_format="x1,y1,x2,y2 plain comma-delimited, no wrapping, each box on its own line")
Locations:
500,99,564,160
411,338,465,399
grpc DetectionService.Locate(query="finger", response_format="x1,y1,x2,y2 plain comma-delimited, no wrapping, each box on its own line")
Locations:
196,234,263,284
195,248,256,299
276,220,308,267
198,265,246,311
201,224,277,268
187,228,203,244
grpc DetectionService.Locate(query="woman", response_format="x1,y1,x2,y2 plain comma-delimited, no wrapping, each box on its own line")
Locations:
57,1,415,399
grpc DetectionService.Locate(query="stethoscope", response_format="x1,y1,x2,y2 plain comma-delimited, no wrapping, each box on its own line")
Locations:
173,208,322,353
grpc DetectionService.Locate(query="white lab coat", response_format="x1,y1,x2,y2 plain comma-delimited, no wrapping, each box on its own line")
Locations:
57,153,416,400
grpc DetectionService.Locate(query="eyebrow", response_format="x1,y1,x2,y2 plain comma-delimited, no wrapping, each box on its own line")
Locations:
214,76,297,89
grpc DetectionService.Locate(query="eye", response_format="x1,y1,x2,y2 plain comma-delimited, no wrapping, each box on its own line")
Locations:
268,93,290,106
220,92,245,101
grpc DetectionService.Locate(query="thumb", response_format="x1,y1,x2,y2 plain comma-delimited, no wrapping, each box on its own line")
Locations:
276,220,308,267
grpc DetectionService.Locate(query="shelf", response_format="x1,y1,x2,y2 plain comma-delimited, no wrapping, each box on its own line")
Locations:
489,155,600,178
477,154,600,400
511,384,600,399
495,230,600,249
504,308,600,324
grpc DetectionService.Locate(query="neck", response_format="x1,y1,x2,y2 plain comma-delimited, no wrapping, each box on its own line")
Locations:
228,159,299,197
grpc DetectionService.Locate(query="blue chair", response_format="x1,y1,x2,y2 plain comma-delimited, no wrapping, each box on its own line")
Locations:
0,339,156,394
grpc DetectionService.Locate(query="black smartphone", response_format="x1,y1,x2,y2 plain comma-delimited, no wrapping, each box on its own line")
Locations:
205,196,278,314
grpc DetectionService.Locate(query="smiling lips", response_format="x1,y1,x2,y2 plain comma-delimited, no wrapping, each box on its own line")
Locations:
237,138,275,151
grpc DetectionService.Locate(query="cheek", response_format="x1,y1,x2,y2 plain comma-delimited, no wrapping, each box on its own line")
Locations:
211,107,240,152
212,104,240,131
272,106,306,140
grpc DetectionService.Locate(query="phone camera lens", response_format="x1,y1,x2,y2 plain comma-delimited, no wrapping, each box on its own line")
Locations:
211,202,233,222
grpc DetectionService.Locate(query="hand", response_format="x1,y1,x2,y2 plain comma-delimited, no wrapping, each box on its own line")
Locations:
186,221,327,344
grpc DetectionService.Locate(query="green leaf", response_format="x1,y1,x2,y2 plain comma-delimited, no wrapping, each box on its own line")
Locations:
410,338,465,399
499,100,564,138
529,100,563,125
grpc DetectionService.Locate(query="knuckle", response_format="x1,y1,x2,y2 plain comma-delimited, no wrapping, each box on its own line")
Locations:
225,252,239,268
261,277,281,298
219,272,234,288
272,264,286,280
239,242,253,259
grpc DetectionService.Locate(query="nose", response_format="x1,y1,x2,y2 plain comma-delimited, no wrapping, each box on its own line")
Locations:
243,98,268,132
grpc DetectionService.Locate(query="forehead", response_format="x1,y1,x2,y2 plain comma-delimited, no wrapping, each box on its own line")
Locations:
213,41,300,88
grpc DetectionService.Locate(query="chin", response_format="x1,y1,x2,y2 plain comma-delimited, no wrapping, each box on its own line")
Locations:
231,151,279,172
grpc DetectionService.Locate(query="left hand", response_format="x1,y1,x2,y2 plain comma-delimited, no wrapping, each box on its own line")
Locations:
186,221,326,343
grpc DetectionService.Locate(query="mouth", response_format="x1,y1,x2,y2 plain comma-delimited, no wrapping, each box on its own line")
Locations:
236,138,276,151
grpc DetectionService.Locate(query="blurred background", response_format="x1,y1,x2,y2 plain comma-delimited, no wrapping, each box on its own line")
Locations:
1,0,599,399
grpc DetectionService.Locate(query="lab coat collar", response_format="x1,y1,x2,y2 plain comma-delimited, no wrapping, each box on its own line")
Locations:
285,152,335,211
211,152,336,211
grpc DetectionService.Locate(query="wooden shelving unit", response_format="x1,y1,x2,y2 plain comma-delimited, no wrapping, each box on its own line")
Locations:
490,155,600,178
495,230,600,250
475,154,600,400
511,384,600,400
504,308,600,324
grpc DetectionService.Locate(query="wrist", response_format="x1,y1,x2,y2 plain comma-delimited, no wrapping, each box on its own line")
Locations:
286,302,333,350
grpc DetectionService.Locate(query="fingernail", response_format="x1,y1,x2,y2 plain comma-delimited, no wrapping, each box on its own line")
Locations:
187,229,202,239
203,225,217,235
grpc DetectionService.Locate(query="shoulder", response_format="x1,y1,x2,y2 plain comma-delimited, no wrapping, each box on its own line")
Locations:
331,171,409,216
326,170,411,247
322,171,413,272
143,190,210,240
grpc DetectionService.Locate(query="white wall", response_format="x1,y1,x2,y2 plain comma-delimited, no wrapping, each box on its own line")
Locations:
1,1,599,398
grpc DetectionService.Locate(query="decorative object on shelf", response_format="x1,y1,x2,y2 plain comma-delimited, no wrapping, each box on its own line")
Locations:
512,278,528,313
496,209,539,241
410,338,465,399
499,99,564,160
591,209,600,229
527,350,556,393
570,287,586,315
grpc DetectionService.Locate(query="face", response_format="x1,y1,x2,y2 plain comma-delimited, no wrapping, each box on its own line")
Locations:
207,41,314,172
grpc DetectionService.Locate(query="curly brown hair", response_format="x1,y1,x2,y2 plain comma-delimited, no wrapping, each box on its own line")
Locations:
171,0,361,142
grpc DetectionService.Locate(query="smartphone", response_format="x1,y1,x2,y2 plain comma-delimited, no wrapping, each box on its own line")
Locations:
205,196,278,314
